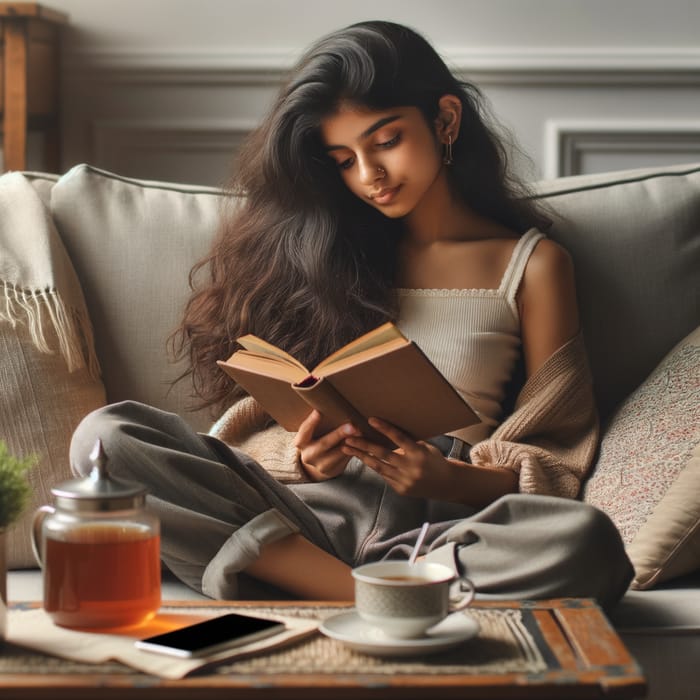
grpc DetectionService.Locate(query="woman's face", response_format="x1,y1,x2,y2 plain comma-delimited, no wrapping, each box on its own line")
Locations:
320,104,446,219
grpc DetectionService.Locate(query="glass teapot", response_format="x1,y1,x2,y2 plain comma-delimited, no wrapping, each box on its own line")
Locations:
32,439,160,629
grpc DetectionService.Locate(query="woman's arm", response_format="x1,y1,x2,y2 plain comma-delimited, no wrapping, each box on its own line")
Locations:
518,238,580,377
343,417,518,507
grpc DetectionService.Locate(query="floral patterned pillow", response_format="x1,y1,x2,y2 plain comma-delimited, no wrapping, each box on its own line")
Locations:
582,325,700,588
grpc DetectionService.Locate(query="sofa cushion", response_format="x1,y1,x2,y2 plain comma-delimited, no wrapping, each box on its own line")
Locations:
533,163,700,423
50,165,229,432
626,442,700,589
582,325,700,588
611,571,700,700
610,571,700,632
0,172,106,568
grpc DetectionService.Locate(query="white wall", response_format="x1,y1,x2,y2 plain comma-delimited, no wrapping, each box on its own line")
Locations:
23,0,700,184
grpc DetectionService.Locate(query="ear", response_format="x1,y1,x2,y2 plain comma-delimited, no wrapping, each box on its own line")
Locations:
435,94,462,144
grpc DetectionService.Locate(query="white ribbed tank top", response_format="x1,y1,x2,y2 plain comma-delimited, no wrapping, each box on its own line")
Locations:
396,228,545,445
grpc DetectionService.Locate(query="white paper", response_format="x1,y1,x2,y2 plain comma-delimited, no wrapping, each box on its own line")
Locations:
8,606,319,679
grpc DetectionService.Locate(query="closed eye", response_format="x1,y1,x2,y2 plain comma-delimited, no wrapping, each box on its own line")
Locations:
377,134,401,149
332,132,399,170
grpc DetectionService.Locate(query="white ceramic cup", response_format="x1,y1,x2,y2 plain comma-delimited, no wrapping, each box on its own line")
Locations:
352,560,476,639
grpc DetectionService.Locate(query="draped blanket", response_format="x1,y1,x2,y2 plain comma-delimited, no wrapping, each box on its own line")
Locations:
0,172,99,378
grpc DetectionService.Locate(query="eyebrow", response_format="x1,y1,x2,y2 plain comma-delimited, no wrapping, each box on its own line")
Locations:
325,115,401,152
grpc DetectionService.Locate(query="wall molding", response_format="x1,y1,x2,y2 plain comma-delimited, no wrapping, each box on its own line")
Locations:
544,119,700,178
90,118,257,179
92,117,256,150
63,46,700,86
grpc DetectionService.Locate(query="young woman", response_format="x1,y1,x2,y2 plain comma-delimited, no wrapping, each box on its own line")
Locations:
71,21,633,607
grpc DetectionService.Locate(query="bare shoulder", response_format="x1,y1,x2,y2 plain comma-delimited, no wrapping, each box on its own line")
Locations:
518,237,580,373
521,237,576,296
527,237,574,276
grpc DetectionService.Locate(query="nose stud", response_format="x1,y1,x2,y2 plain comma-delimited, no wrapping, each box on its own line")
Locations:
377,167,386,177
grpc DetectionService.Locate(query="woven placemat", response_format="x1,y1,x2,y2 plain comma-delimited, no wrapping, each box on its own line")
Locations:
0,605,547,677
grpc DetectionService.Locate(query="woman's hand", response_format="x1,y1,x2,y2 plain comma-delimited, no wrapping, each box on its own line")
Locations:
294,410,360,481
341,417,459,499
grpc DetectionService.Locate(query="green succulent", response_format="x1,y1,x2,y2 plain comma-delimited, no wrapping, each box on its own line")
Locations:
0,440,35,529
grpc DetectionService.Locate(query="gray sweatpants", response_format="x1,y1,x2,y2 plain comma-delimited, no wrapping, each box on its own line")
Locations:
70,401,633,609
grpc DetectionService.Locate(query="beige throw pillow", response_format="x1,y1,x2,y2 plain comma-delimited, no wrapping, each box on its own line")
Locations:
582,325,700,588
50,165,225,432
627,443,700,588
0,173,106,568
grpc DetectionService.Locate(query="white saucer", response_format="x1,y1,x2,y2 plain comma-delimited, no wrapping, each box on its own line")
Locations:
319,610,480,657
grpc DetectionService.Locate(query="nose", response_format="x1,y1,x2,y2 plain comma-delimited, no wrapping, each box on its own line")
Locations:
357,157,384,186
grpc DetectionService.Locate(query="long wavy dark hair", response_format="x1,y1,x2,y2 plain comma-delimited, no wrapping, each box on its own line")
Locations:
170,20,550,415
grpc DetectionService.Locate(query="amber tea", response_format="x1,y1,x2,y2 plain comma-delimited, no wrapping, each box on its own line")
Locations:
43,523,160,629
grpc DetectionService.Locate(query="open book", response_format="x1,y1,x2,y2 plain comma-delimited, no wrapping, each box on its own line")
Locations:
217,322,480,448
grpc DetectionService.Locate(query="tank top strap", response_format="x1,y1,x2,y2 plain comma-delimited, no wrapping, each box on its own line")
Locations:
498,228,546,316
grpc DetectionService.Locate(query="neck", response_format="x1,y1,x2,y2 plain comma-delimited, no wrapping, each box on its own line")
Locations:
403,171,517,246
403,171,483,244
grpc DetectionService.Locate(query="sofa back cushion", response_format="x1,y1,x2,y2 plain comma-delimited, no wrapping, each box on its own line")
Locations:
532,162,700,423
51,165,229,431
49,162,700,430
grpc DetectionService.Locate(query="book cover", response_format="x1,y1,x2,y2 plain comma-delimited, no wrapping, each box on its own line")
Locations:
217,322,480,447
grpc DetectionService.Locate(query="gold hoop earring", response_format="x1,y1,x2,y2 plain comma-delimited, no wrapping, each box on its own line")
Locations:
443,135,453,166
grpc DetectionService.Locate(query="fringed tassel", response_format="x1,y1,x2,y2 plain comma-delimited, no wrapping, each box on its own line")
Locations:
1,280,101,380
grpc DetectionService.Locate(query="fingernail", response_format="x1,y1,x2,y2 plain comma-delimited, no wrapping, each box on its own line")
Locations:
342,423,355,435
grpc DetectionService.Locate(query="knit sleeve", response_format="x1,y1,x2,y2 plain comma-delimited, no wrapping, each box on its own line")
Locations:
469,333,599,499
209,397,311,484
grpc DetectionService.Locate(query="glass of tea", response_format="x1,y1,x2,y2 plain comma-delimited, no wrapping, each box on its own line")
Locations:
32,440,160,630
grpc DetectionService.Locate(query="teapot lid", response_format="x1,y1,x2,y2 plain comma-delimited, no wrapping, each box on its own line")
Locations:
53,439,147,512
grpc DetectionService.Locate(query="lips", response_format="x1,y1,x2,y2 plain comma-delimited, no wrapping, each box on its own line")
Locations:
370,185,401,205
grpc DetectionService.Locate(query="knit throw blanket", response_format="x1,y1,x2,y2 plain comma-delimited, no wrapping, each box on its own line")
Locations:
210,332,598,499
0,172,99,378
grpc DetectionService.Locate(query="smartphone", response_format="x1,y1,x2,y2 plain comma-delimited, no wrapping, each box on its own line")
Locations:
134,613,286,658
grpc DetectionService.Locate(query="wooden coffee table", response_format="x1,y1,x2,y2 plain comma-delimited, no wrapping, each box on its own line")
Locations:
0,598,646,699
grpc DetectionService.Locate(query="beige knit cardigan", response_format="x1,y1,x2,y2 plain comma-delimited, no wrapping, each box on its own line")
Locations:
209,332,599,499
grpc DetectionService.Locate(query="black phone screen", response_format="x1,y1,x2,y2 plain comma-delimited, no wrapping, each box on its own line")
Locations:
137,613,284,654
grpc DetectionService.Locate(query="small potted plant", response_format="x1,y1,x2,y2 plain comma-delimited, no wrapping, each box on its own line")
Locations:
0,439,34,644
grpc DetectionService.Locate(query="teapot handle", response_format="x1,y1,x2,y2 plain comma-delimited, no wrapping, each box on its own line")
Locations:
31,505,55,568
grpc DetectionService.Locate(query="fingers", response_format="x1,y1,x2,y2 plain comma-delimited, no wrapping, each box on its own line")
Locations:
294,409,323,448
342,417,414,461
295,411,361,479
301,445,351,481
294,411,356,447
342,441,393,468
341,434,405,490
368,417,414,450
342,418,449,497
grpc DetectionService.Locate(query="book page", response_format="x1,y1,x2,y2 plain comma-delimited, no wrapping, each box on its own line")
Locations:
219,351,307,384
236,334,308,373
317,336,408,375
314,322,406,372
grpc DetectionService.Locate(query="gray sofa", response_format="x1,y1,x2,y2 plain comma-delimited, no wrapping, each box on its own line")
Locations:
1,162,699,699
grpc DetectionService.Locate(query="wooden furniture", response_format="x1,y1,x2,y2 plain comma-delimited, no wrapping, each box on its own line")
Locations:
0,2,67,172
0,598,647,699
